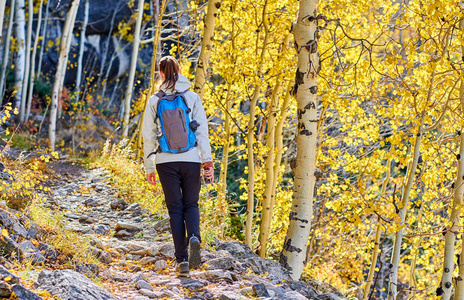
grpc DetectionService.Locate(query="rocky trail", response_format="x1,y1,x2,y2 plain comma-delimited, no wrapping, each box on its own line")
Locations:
0,153,346,300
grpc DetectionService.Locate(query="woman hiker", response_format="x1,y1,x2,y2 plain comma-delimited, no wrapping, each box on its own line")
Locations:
142,56,214,277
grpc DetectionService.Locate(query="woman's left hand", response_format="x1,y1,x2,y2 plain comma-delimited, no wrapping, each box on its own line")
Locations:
203,167,214,183
202,162,214,183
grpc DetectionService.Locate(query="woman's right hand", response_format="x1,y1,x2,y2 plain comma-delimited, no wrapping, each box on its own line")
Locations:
146,172,157,185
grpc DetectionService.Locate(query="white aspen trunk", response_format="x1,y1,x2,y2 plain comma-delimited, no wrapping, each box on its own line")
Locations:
258,34,291,258
134,0,167,157
449,62,464,299
19,0,33,122
25,0,44,122
13,0,26,111
407,201,425,300
218,83,233,206
257,78,281,257
193,0,220,100
217,0,237,204
97,3,118,95
0,0,15,99
148,0,167,96
101,37,119,100
271,83,292,197
279,0,319,281
75,0,89,98
364,220,382,299
443,21,464,300
388,116,424,300
122,0,144,138
48,0,80,151
36,0,50,79
244,0,269,249
219,111,230,193
441,133,464,300
0,0,6,39
363,160,391,299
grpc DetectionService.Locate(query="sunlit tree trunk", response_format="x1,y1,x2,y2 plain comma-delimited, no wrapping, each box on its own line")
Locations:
36,0,50,79
134,0,167,157
75,0,89,100
0,0,6,39
388,116,424,300
122,0,145,138
0,0,15,100
258,34,290,257
245,0,269,248
443,20,464,300
216,0,237,217
363,159,391,299
49,0,80,151
407,196,425,300
279,0,319,280
271,83,292,199
193,0,220,100
218,82,231,219
20,0,33,122
13,0,26,111
25,0,44,122
97,3,119,96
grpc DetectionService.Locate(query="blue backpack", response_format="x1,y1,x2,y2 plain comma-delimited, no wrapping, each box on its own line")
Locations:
154,90,198,153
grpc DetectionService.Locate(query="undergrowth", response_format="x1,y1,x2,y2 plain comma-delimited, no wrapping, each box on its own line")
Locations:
93,139,166,216
27,200,99,268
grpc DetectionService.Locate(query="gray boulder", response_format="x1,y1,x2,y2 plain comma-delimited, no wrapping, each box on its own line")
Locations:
11,284,44,300
0,235,19,256
19,241,46,265
35,269,117,300
0,264,20,283
205,256,235,270
216,241,255,259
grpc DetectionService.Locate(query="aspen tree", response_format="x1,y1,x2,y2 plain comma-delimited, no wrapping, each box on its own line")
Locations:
135,0,167,158
97,3,120,96
0,0,6,39
363,159,391,300
280,0,319,280
19,0,33,122
122,0,145,138
0,0,15,99
245,0,269,248
271,83,293,202
49,0,80,151
25,0,44,122
440,18,464,300
36,0,50,79
193,0,220,100
75,0,89,99
388,116,424,300
216,82,233,235
13,0,26,111
258,34,291,257
216,0,237,227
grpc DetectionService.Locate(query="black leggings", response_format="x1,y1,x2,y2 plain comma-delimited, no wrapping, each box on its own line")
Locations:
156,162,202,263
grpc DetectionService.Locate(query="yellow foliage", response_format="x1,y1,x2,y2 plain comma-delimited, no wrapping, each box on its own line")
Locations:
94,139,165,214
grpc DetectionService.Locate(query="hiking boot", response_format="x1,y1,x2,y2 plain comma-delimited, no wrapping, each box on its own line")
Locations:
176,261,189,277
189,235,201,269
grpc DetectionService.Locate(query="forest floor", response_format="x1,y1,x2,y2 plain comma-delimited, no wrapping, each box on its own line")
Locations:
0,148,345,300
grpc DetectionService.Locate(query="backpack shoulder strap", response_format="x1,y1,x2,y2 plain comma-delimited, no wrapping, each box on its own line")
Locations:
153,91,166,123
153,90,191,122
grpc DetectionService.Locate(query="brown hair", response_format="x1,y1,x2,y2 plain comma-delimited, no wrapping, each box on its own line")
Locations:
159,56,180,91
